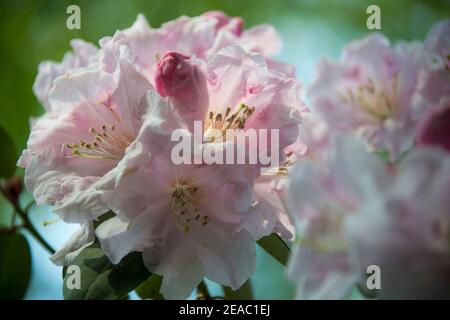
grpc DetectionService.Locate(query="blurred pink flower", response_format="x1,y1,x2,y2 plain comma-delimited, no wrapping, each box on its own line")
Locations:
347,146,450,299
288,135,450,299
308,33,427,161
287,136,387,299
418,20,450,107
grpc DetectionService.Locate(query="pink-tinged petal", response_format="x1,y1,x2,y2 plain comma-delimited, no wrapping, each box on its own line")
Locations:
239,25,282,56
154,51,209,115
143,229,205,300
21,56,151,224
287,136,390,298
289,135,386,220
394,42,426,115
424,20,450,61
22,146,109,223
287,246,357,300
342,34,398,85
328,135,390,202
33,39,98,110
136,90,201,152
97,216,154,264
308,59,375,131
416,98,450,152
297,113,331,163
203,11,244,36
392,147,450,215
308,33,428,161
48,69,116,114
33,60,71,110
248,174,295,240
347,196,450,299
418,67,450,107
206,45,268,113
266,59,296,77
108,59,152,136
32,58,148,155
196,222,255,290
158,15,218,58
345,147,450,299
50,222,95,266
243,70,302,149
97,134,259,298
96,140,172,223
419,21,450,107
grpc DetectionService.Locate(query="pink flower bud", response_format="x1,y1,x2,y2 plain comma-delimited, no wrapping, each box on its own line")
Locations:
154,51,208,112
154,51,190,97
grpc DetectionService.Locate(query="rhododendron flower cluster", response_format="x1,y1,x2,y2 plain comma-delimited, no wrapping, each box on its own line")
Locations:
20,11,303,299
19,10,450,300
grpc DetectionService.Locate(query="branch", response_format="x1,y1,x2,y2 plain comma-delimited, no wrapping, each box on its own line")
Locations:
0,185,55,254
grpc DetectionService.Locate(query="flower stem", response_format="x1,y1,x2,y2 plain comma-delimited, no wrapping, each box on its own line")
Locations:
0,185,55,254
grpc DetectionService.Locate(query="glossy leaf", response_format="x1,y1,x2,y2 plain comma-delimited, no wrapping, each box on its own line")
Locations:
135,274,164,300
63,243,151,300
0,233,32,299
223,280,253,300
257,233,290,266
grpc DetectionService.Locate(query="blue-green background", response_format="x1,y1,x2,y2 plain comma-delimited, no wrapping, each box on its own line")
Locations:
0,0,448,299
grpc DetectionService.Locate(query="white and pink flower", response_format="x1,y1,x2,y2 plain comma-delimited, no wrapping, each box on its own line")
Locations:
287,136,387,299
20,12,303,297
95,44,302,299
287,135,450,299
346,146,450,299
307,33,427,161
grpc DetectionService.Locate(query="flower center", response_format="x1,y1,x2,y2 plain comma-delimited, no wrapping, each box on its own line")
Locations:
340,76,398,121
204,103,255,142
66,124,134,160
170,180,209,232
301,208,348,253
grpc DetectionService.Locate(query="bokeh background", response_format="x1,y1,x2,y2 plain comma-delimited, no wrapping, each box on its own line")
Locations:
0,0,449,299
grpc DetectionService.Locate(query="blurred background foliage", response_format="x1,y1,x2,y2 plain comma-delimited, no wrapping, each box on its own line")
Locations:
0,0,448,299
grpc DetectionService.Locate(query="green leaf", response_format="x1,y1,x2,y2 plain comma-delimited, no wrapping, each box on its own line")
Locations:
93,211,116,229
135,274,164,300
375,149,390,163
257,233,290,266
63,243,151,300
223,280,253,300
0,233,32,299
0,126,17,178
